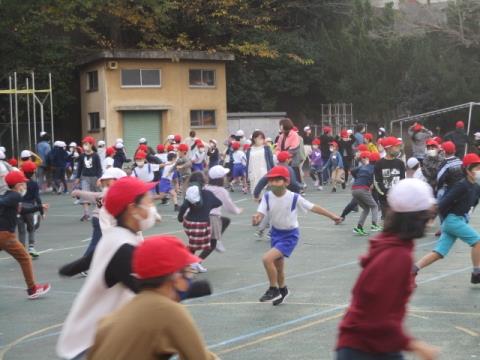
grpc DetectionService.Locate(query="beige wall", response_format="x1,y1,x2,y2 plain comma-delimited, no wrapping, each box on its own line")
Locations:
80,59,229,146
80,65,107,142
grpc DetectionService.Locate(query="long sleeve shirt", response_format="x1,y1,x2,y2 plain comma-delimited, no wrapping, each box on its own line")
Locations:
438,179,480,218
323,152,344,170
76,152,102,179
205,185,242,216
177,189,222,223
22,179,42,209
373,158,406,196
0,191,43,232
351,164,374,188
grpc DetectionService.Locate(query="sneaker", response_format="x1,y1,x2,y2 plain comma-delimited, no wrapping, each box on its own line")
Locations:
331,188,337,193
161,198,169,205
73,199,81,205
174,204,180,212
80,215,90,222
273,286,289,306
370,224,383,232
317,186,323,191
191,263,208,273
314,180,319,187
353,227,368,236
215,240,226,253
471,272,480,284
435,230,442,237
80,271,88,277
29,247,39,258
255,229,264,239
259,287,281,302
27,283,51,299
341,183,346,190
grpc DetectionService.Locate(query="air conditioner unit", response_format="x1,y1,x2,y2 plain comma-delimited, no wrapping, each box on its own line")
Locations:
107,61,118,70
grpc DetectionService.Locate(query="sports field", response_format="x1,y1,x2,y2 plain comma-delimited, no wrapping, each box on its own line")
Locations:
1,186,479,359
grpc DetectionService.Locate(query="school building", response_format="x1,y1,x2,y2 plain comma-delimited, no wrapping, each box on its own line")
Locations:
78,50,234,154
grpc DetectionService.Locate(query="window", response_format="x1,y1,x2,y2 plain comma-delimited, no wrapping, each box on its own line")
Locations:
87,71,98,91
88,112,100,132
121,69,161,87
190,110,216,128
189,69,216,87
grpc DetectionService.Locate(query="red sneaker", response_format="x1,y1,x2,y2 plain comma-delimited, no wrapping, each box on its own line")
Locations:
27,283,51,299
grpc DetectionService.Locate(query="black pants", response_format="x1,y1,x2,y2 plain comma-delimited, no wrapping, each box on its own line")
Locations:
341,198,358,219
337,348,404,360
343,156,353,185
53,167,67,192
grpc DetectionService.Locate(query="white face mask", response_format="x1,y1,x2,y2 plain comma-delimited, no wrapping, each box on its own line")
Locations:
474,171,480,185
426,149,438,157
362,159,370,165
134,205,158,231
199,149,205,153
19,188,27,196
329,147,334,152
135,160,145,167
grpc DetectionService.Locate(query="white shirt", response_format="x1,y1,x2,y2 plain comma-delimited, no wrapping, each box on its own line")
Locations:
155,153,168,163
257,190,314,230
161,162,176,181
131,163,159,183
232,150,246,165
191,150,207,164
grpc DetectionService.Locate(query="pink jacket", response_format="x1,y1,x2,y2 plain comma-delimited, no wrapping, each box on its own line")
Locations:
276,131,300,154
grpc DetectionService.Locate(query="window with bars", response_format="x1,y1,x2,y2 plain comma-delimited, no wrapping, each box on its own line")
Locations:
189,69,216,87
121,69,161,87
190,110,216,128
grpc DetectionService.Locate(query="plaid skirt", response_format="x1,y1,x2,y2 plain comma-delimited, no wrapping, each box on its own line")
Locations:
183,219,211,251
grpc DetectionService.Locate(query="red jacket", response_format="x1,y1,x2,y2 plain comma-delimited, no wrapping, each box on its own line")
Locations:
336,232,415,354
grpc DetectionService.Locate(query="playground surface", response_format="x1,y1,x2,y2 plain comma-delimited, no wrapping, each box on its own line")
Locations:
1,186,480,360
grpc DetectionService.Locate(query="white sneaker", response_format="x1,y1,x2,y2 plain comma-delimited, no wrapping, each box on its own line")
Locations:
317,186,323,191
255,229,264,239
192,263,208,273
314,180,319,187
73,199,80,205
80,271,88,277
215,240,226,253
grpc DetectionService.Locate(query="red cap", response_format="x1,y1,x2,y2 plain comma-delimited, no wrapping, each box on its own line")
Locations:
426,139,439,147
340,130,349,138
442,141,456,154
5,170,28,186
156,144,165,153
231,141,241,150
312,138,321,145
277,151,291,163
463,153,480,167
167,145,175,152
174,135,182,143
195,139,203,146
82,136,95,145
138,144,148,152
364,133,373,141
133,236,200,279
177,144,188,152
292,126,299,132
382,136,402,148
104,177,156,217
106,146,116,157
7,158,18,167
456,121,465,129
197,142,205,148
369,152,381,162
135,150,147,160
323,126,332,134
377,138,384,146
413,123,423,132
21,160,37,174
358,144,368,152
360,151,371,159
329,141,338,148
243,144,250,151
433,136,443,144
266,166,290,180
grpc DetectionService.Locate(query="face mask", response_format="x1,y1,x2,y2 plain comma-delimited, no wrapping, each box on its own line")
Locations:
19,188,27,196
270,185,285,195
133,205,158,231
175,277,193,301
474,171,480,185
389,150,400,158
362,159,370,165
135,160,145,167
329,147,334,152
426,149,438,157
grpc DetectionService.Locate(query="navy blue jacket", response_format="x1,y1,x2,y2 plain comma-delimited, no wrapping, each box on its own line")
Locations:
50,146,69,168
439,178,480,218
351,164,375,187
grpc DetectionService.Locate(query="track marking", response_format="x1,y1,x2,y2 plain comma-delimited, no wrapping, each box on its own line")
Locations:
409,313,429,320
454,326,479,337
186,301,340,307
216,313,343,355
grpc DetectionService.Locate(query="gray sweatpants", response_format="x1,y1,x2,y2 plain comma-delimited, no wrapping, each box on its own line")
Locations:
352,188,378,227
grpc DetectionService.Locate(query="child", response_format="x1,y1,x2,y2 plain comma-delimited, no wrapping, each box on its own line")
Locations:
323,141,344,192
350,151,381,235
177,172,222,273
364,133,378,153
131,151,158,183
207,139,220,168
252,166,341,305
414,153,480,285
0,171,50,298
205,165,243,253
18,161,44,257
191,140,207,172
336,178,438,360
104,146,116,171
175,144,192,198
155,144,168,164
155,152,179,211
230,141,248,193
309,138,323,190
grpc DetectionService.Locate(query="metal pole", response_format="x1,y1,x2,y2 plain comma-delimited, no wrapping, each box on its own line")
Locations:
14,72,20,155
466,102,473,155
32,72,37,146
40,102,45,134
9,76,14,156
49,73,54,141
400,121,403,139
26,78,32,150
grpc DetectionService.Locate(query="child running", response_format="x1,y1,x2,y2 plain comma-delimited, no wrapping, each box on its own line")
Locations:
155,152,179,211
230,141,248,193
252,166,341,305
323,141,344,192
309,138,323,190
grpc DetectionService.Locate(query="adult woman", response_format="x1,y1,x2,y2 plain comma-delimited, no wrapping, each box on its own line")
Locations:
57,177,160,360
246,130,274,194
275,118,301,184
336,178,438,360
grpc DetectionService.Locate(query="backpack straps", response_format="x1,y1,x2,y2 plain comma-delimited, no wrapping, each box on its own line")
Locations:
264,191,270,212
291,193,299,212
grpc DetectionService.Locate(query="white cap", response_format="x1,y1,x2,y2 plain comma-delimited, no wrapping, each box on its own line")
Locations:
186,186,201,204
209,139,217,145
104,157,114,168
266,137,272,142
208,165,230,179
138,137,147,144
53,140,62,147
69,142,77,147
387,178,436,213
116,138,124,144
304,126,311,131
115,142,124,149
98,140,106,146
0,146,5,153
236,129,245,137
0,151,5,160
347,129,353,135
59,141,67,148
167,134,175,141
100,167,127,180
379,127,386,132
40,131,47,137
407,157,419,169
475,132,480,140
20,150,32,158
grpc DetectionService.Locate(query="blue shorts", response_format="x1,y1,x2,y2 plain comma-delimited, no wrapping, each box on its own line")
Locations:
192,163,204,172
434,214,480,257
158,178,172,193
232,163,245,178
270,227,299,258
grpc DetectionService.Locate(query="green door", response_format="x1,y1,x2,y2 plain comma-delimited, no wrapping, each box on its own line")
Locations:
122,111,162,157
